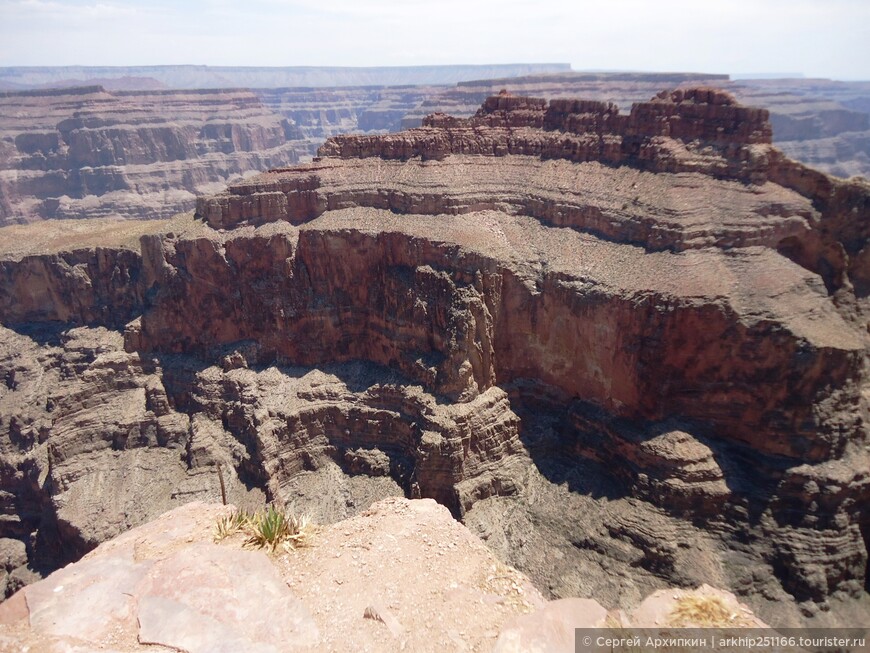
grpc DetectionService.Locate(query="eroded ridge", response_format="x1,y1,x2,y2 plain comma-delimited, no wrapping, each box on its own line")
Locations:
1,90,868,627
198,89,869,296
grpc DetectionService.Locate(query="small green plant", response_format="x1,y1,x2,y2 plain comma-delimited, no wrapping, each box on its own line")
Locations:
213,505,314,552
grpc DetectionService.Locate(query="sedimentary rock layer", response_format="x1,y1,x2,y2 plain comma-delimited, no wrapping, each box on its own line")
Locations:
255,86,439,139
204,88,870,300
0,90,868,628
733,78,870,179
0,87,305,224
403,73,870,179
3,73,868,228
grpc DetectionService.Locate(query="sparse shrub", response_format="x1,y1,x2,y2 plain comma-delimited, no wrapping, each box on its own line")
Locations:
213,504,314,552
213,508,250,542
667,594,750,627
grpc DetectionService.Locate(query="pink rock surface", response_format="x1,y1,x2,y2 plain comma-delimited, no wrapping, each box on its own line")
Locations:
493,598,609,653
0,499,561,652
137,544,319,651
25,553,149,641
0,503,318,652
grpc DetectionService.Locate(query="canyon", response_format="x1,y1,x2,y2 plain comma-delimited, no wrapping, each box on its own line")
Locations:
2,72,869,228
0,86,307,224
0,88,868,632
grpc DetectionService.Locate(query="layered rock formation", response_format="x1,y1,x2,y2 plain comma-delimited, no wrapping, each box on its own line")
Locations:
402,73,870,179
732,79,870,180
0,86,306,224
3,73,868,228
255,86,436,140
0,90,868,629
400,72,733,127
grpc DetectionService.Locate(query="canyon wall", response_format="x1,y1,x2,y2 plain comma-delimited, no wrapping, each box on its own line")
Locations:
0,73,736,228
0,86,307,224
734,79,870,180
254,86,437,138
3,73,868,228
0,90,868,628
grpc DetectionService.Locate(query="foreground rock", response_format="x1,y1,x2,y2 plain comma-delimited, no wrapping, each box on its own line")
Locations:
0,499,770,653
0,90,868,629
0,499,538,652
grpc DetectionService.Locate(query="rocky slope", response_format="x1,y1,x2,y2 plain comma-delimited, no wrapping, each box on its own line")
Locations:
0,90,868,629
0,498,771,653
0,86,307,224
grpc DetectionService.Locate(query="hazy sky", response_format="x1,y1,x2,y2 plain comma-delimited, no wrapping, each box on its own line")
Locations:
1,0,868,80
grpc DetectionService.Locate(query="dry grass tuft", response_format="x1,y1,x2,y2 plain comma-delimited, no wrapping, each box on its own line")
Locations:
667,594,752,627
603,613,624,628
213,509,251,542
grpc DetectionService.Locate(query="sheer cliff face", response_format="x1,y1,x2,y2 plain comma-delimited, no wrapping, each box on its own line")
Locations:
0,87,306,225
1,89,869,627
